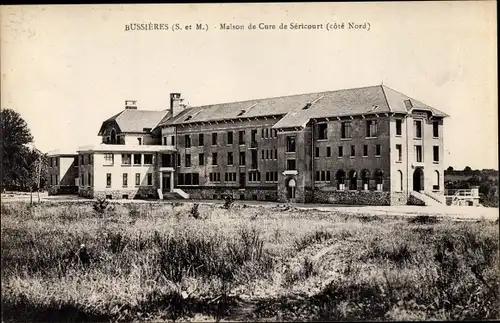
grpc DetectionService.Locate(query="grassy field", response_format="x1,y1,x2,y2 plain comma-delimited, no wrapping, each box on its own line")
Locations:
1,201,499,322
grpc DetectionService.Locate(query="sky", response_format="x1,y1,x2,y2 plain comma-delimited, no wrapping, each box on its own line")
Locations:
1,2,497,170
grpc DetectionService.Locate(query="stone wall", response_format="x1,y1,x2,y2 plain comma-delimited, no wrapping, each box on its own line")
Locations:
390,191,409,206
93,187,159,200
312,188,391,205
181,186,278,201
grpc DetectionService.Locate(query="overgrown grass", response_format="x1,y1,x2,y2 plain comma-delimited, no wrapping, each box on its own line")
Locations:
1,201,498,321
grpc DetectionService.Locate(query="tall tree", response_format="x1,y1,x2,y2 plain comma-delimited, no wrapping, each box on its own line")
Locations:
1,109,34,190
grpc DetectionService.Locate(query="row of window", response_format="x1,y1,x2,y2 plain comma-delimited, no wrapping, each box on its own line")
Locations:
105,172,153,188
181,129,262,148
317,120,379,140
261,149,278,160
103,153,154,166
313,144,382,158
413,145,440,163
317,119,439,140
182,151,257,167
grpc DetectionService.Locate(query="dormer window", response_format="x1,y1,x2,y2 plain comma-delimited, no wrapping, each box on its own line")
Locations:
237,110,246,116
302,103,312,110
185,115,192,121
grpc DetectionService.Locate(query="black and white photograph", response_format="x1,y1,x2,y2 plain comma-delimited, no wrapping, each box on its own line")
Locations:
1,2,498,321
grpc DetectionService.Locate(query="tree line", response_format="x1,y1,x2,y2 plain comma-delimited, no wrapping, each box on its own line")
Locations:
1,109,49,192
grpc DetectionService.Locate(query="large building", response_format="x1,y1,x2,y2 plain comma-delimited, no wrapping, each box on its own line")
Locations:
48,85,450,205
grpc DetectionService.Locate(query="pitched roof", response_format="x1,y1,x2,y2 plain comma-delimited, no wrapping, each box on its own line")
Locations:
99,109,169,135
158,84,449,129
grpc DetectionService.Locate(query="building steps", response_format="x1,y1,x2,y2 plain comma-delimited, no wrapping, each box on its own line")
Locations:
409,191,442,206
172,188,190,199
423,191,445,204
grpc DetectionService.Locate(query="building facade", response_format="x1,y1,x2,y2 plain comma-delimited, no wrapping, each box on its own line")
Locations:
49,85,449,205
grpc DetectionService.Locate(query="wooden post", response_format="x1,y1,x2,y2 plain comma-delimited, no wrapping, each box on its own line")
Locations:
37,157,41,203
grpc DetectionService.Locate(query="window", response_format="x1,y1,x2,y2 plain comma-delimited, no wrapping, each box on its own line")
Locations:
266,150,269,159
350,145,355,157
286,136,296,152
106,173,112,187
123,173,128,187
137,138,142,145
147,173,153,186
341,121,351,139
326,171,331,182
178,173,185,185
239,130,245,145
287,159,296,170
363,145,368,157
315,171,320,181
414,120,422,138
212,153,218,165
239,152,246,165
199,134,204,146
251,150,258,169
121,154,131,165
265,129,269,138
338,146,344,157
228,152,234,165
315,147,319,158
366,120,378,137
88,174,91,186
433,121,439,138
396,119,402,136
199,153,204,166
251,129,257,144
227,131,233,145
398,170,404,191
133,154,141,165
185,135,191,148
318,123,328,140
177,154,180,167
185,154,191,167
321,171,326,182
135,173,140,186
248,171,261,182
433,146,439,162
212,133,218,145
262,150,265,160
376,144,381,156
433,171,440,190
104,153,114,166
144,154,153,165
326,146,331,157
415,145,423,162
209,172,220,182
163,137,167,145
171,136,175,146
193,173,199,185
55,175,59,185
396,144,402,162
274,149,277,160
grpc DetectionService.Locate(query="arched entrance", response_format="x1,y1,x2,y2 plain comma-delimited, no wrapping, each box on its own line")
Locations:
335,170,346,190
348,170,357,190
413,168,424,192
360,169,370,190
287,177,296,200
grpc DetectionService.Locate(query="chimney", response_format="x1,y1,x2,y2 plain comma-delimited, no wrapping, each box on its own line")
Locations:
170,93,184,116
125,100,138,110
